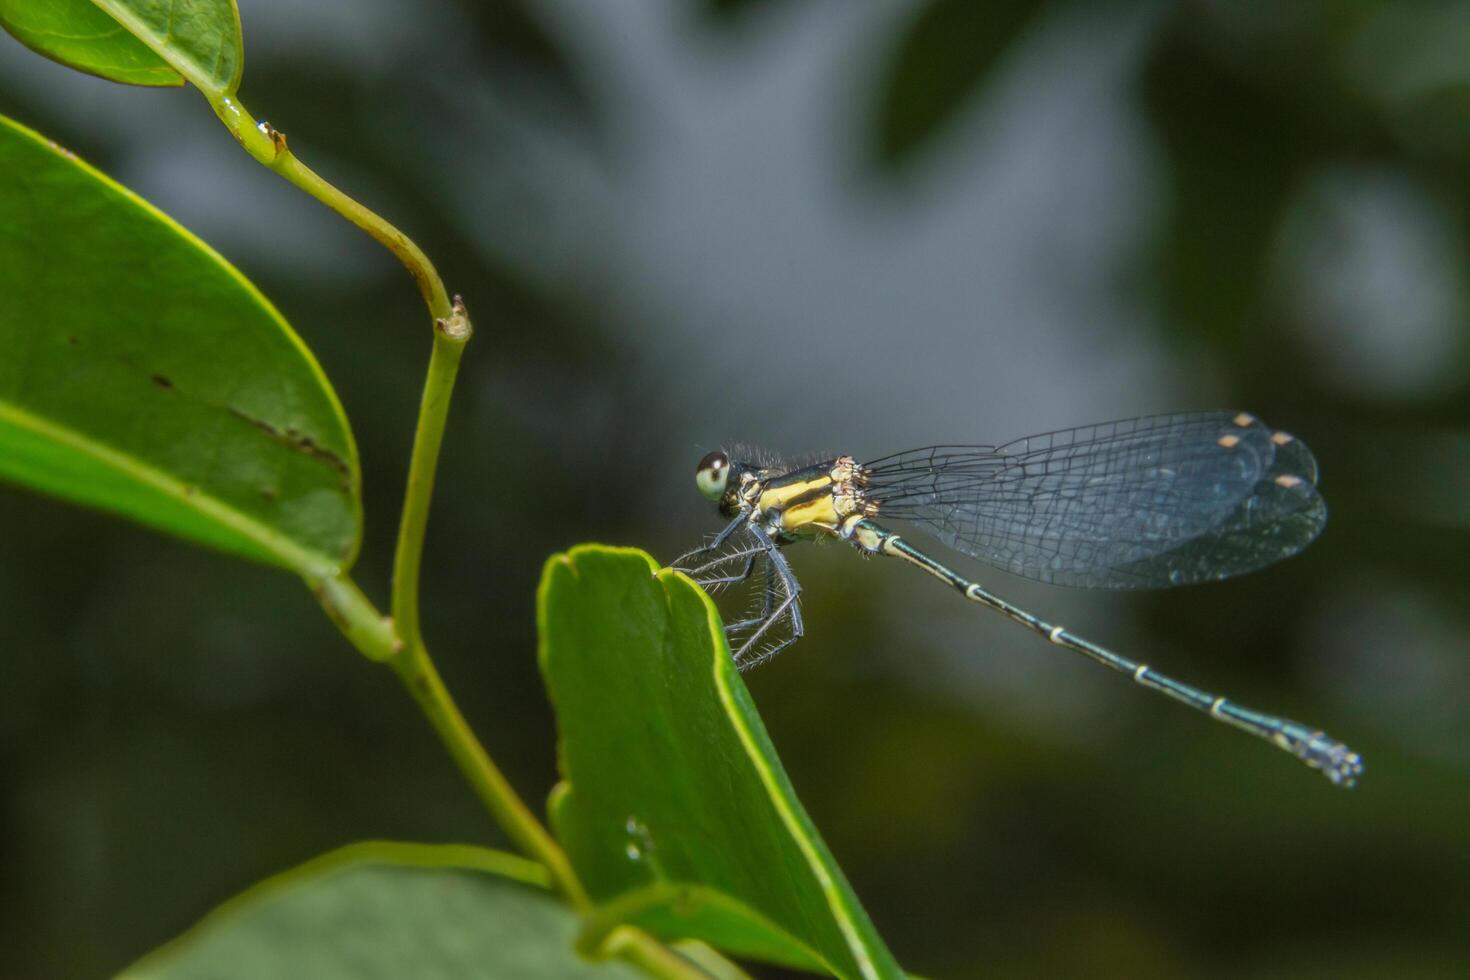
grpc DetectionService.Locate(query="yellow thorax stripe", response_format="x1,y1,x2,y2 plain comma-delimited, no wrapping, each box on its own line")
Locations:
753,473,833,513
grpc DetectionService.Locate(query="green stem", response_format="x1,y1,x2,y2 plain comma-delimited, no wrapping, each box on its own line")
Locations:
392,312,471,647
204,83,592,903
389,638,590,909
188,75,719,980
578,887,679,958
207,94,452,320
577,887,758,978
311,572,399,662
604,930,719,980
312,569,588,907
310,294,581,903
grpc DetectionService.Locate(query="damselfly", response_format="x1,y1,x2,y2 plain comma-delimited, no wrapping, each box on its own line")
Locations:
674,412,1361,786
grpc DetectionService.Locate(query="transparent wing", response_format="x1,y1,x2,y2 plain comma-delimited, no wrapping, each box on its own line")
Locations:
864,412,1326,589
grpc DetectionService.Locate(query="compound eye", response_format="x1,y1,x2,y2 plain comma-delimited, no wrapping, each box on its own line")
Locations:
695,451,730,501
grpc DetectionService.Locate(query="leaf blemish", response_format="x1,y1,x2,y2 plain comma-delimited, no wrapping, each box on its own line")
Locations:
227,406,352,492
151,373,174,389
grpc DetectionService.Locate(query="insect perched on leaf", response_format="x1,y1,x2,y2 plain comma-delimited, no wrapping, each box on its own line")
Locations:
675,412,1361,787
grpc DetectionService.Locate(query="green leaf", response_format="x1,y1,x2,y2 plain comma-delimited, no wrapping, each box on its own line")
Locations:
90,0,243,96
0,113,360,575
0,0,243,95
538,545,903,980
869,0,1046,172
119,842,642,979
0,0,180,87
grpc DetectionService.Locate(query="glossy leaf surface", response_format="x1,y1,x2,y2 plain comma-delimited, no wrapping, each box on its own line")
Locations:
0,114,359,574
0,0,180,87
0,0,242,94
92,0,242,95
120,843,641,979
539,545,902,980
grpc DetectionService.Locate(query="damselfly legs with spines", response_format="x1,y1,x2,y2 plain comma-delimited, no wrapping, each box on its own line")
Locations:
673,412,1363,786
674,514,806,669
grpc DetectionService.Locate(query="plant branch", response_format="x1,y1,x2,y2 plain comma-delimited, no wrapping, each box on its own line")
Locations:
196,77,720,980
578,886,758,978
312,568,587,908
208,95,452,320
389,637,591,910
605,930,723,980
392,308,471,647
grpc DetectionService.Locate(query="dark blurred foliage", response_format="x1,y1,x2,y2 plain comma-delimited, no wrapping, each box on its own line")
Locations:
869,0,1048,172
3,1,1470,978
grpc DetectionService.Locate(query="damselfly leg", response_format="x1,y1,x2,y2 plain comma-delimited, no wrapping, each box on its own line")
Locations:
728,525,804,668
673,523,803,667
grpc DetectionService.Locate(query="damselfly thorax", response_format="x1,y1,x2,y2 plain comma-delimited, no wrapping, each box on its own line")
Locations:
716,455,874,540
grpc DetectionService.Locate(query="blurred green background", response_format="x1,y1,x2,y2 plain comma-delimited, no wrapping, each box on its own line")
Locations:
3,1,1468,977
